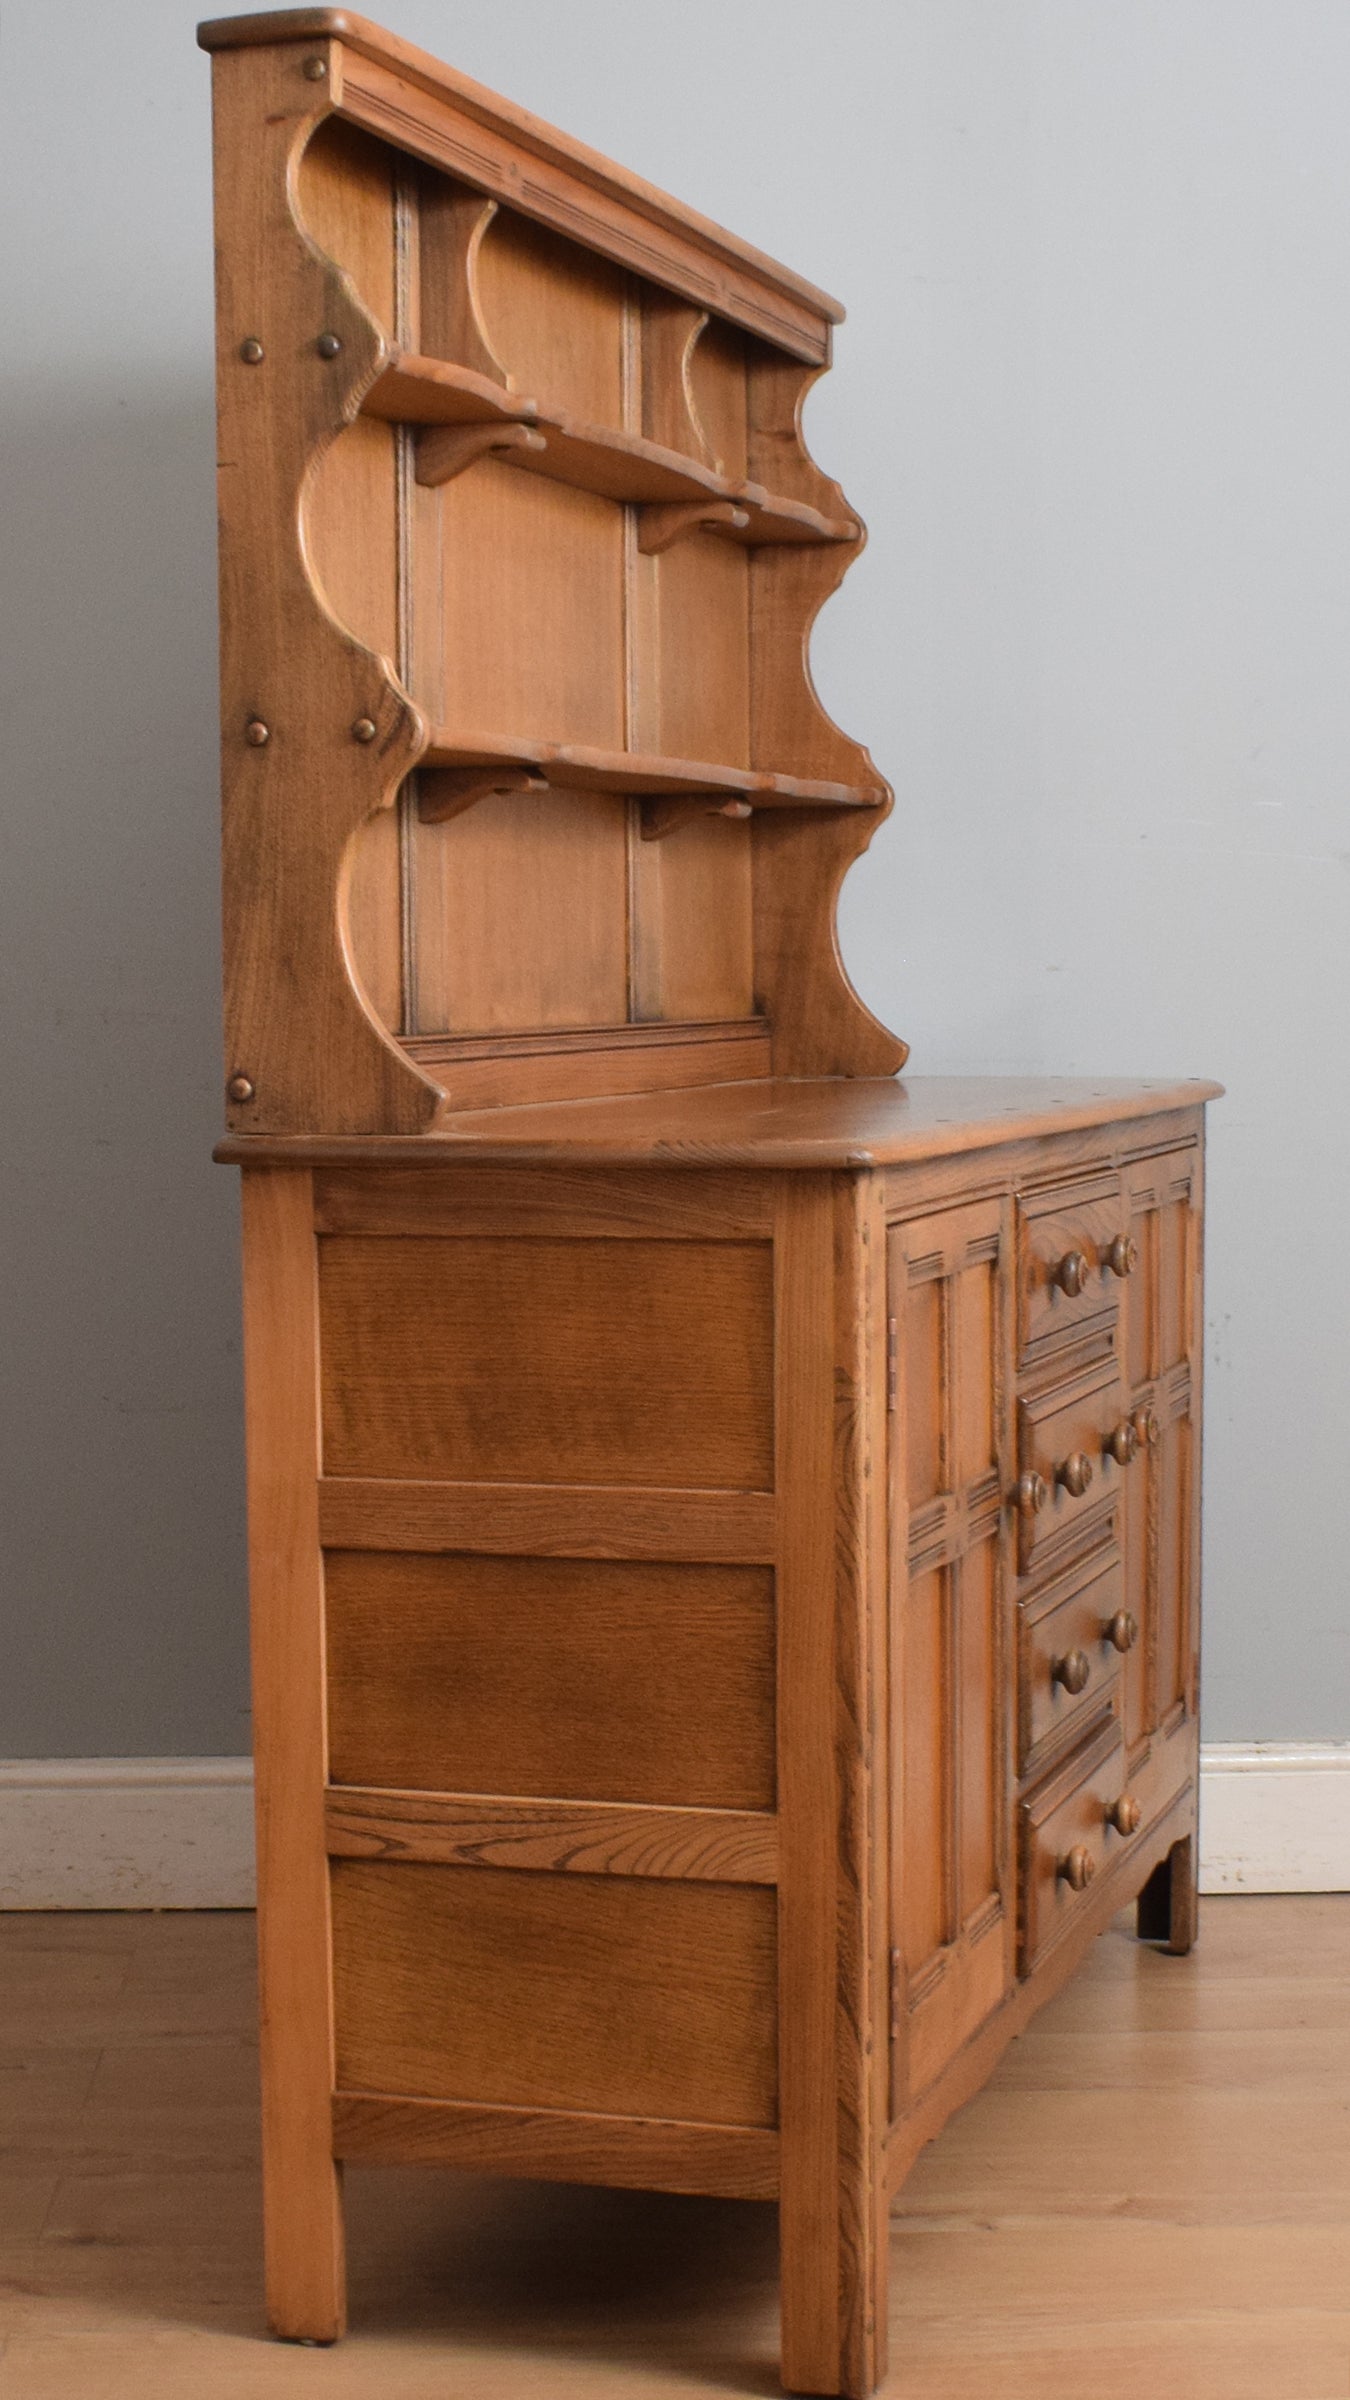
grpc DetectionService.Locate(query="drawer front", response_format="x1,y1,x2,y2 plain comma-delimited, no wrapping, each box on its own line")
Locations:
1019,1172,1135,1356
1020,1719,1132,1972
1018,1539,1128,1775
1016,1357,1137,1573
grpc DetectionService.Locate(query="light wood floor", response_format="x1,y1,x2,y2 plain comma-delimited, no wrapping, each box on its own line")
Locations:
1,1898,1347,2397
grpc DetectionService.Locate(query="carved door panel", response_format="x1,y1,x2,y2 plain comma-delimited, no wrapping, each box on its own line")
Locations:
1119,1150,1202,1756
888,1198,1014,2113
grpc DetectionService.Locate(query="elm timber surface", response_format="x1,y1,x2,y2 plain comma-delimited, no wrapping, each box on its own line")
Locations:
1,1902,1347,2400
200,14,1218,2394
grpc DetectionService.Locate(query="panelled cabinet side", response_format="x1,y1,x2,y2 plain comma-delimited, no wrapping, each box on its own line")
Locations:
208,40,439,1137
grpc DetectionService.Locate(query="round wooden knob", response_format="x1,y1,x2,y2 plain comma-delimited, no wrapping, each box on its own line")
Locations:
1134,1406,1161,1448
1016,1471,1049,1516
1054,1249,1091,1298
1052,1648,1091,1696
1107,1609,1138,1654
1107,1794,1142,1837
245,719,270,746
1056,1451,1094,1499
1058,1845,1096,1892
352,716,378,743
227,1074,255,1104
1106,1419,1139,1466
239,337,265,365
1106,1233,1138,1278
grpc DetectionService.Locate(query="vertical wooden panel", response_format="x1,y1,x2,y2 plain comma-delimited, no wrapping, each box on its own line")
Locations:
650,536,749,763
412,786,628,1034
436,466,625,745
889,1198,1012,2117
903,1268,943,1507
628,815,755,1024
957,1536,999,1921
900,1566,948,1973
473,209,627,425
239,1169,344,2341
776,1174,889,2400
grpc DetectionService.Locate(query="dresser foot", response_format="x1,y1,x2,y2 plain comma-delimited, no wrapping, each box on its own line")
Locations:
1136,1830,1198,1954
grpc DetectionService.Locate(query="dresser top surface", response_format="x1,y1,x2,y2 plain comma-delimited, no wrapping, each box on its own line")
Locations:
217,1075,1221,1171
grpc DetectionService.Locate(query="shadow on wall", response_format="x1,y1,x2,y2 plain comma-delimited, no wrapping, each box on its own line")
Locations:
0,379,251,1759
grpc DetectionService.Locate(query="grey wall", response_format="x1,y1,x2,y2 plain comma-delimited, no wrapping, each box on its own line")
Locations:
2,0,1345,1753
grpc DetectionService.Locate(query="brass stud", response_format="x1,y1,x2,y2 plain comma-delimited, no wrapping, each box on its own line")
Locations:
302,54,328,79
239,338,265,365
227,1074,256,1104
352,716,377,743
245,719,270,746
316,332,343,359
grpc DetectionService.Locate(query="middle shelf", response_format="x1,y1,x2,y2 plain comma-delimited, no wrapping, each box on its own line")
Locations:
362,351,858,549
418,733,887,839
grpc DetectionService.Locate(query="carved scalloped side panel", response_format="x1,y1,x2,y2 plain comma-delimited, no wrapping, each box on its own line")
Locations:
748,356,907,1076
210,40,439,1135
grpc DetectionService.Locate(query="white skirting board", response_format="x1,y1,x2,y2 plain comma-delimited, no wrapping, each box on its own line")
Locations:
1197,1742,1350,1895
0,1746,1346,1908
0,1758,256,1909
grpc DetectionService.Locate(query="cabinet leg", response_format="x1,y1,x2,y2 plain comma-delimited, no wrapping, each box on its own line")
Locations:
1137,1830,1199,1955
779,2167,889,2398
262,2140,346,2344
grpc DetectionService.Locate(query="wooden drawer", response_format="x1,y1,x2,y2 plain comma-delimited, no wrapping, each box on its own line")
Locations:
1016,1356,1137,1572
1020,1718,1134,1972
1018,1538,1128,1775
1019,1171,1136,1357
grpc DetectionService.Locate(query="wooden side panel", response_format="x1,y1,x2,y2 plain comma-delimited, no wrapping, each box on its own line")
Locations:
238,1168,344,2341
889,1197,1013,2110
318,1231,774,1487
331,1861,778,2126
325,1552,775,1809
210,48,438,1134
298,115,398,328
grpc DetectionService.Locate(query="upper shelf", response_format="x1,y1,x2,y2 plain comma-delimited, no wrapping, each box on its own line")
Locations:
362,352,858,548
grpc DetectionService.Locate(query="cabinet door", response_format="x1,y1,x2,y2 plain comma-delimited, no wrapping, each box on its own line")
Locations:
1120,1149,1202,1754
888,1198,1013,2111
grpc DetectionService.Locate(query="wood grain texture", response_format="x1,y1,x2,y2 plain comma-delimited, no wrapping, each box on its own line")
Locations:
331,2091,779,2197
207,44,437,1134
774,1176,889,2399
323,1550,775,1808
238,1168,344,2340
317,1475,775,1561
331,1860,779,2126
325,1788,779,1883
312,1158,774,1240
217,1080,1224,1172
404,1020,771,1109
317,1229,774,1488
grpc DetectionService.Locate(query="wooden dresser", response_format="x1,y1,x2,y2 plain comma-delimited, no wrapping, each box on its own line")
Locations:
199,13,1219,2394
